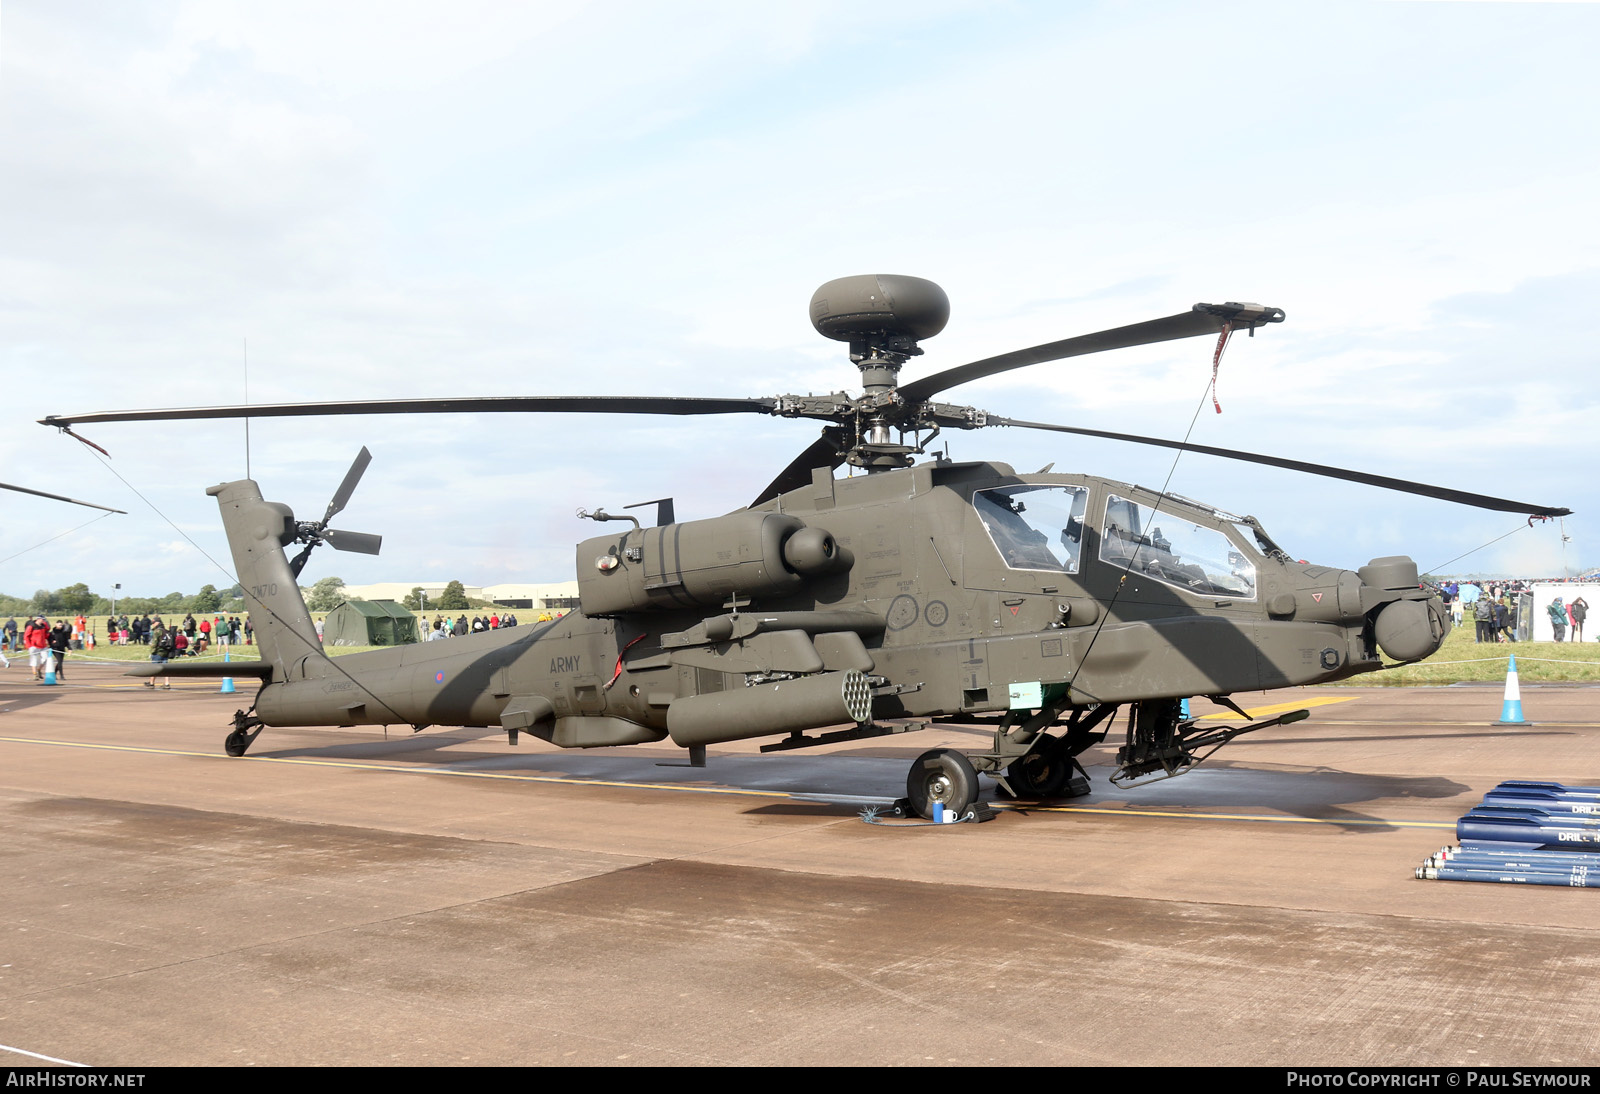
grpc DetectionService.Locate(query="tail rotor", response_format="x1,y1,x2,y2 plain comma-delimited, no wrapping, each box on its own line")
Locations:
286,447,384,577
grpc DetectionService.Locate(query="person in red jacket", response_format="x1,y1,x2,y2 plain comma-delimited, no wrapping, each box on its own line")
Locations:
24,616,51,681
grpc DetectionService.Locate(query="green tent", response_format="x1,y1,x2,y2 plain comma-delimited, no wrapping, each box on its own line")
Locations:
322,600,420,647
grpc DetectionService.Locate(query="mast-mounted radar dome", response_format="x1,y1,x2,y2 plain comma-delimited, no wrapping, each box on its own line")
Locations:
809,275,950,398
809,275,950,344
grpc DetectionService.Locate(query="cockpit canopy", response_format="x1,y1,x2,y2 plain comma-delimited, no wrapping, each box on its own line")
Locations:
973,484,1257,599
973,485,1088,573
1101,494,1255,598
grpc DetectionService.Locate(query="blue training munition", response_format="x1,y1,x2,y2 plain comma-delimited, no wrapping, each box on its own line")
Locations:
1425,859,1594,880
1482,791,1600,814
1456,814,1600,848
1420,783,1600,886
1427,852,1596,873
1417,864,1594,888
1440,844,1600,864
1466,805,1600,828
1495,780,1600,801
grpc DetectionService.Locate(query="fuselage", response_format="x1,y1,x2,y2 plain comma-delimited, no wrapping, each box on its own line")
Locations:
246,460,1445,746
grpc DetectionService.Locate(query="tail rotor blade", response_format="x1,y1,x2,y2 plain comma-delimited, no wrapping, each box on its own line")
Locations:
324,447,373,524
322,528,383,555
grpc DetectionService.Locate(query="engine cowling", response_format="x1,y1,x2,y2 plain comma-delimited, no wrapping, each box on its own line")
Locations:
577,511,852,616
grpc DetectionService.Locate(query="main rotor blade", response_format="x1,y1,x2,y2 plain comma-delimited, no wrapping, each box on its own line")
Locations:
41,396,781,429
0,481,126,514
324,446,372,524
898,303,1284,405
994,416,1571,517
322,528,383,555
751,429,846,507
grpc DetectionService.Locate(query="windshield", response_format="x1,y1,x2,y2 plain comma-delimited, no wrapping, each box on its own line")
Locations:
1101,494,1256,598
973,485,1090,573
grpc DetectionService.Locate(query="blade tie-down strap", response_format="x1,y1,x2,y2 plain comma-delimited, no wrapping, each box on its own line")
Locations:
1210,321,1234,415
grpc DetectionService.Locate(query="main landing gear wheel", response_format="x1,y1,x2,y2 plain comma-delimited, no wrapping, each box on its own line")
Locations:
1004,736,1071,799
906,748,979,820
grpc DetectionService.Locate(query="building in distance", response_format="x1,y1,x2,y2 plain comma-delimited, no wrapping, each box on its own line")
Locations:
337,581,580,613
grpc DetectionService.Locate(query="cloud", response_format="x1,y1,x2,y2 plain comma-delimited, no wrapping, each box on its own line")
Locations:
2,1,1595,598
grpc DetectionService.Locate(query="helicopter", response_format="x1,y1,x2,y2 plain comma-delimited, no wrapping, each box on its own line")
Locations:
40,275,1571,820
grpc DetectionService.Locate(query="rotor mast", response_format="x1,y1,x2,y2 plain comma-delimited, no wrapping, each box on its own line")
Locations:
852,334,918,469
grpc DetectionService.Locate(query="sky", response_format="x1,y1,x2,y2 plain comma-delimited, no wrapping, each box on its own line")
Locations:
1,0,1595,600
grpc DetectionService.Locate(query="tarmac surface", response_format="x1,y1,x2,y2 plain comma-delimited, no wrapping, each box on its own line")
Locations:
2,659,1598,1066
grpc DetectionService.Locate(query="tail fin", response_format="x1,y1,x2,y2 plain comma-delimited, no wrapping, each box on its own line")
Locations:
209,479,327,676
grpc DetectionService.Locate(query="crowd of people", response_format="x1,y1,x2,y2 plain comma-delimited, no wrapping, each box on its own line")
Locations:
1437,582,1523,644
1433,580,1590,644
3,606,564,675
103,612,252,649
1,611,256,684
420,611,558,641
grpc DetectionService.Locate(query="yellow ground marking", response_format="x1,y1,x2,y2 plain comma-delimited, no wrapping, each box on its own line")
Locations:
1296,720,1600,728
0,734,1455,828
0,678,228,691
1196,696,1358,721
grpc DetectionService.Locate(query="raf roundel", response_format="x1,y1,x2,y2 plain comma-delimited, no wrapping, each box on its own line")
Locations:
434,670,446,684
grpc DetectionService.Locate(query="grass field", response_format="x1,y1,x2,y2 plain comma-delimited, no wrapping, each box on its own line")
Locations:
15,613,1600,684
1333,623,1600,686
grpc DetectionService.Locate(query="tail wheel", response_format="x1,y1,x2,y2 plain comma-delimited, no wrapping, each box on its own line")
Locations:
906,748,979,820
225,711,265,757
1005,737,1070,799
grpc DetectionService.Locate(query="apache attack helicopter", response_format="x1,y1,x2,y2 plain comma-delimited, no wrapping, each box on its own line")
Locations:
41,276,1571,819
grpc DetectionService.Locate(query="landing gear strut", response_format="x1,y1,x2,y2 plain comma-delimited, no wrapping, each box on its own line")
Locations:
985,702,1111,801
225,709,265,757
1006,735,1073,799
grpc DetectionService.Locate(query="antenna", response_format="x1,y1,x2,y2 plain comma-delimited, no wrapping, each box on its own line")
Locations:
243,335,251,480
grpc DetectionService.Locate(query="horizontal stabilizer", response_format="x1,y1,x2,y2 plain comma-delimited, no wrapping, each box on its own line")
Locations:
126,662,274,679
